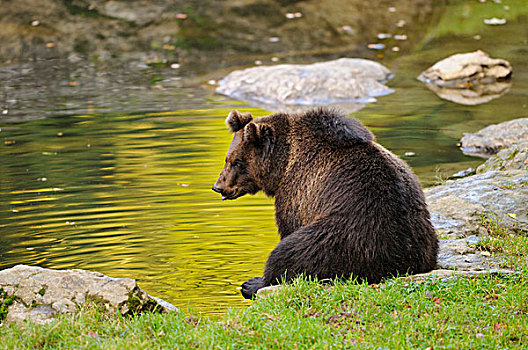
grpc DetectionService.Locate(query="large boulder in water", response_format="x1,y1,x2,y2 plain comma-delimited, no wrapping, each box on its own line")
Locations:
216,58,393,112
0,265,177,325
418,50,512,105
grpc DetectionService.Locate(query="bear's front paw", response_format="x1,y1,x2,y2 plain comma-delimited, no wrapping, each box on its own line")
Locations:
241,276,265,299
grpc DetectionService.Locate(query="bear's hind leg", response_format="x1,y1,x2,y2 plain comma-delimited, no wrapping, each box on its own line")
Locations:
263,218,347,289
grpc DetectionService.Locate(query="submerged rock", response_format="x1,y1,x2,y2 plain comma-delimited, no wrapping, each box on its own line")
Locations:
216,58,393,112
89,0,166,26
0,265,177,325
425,170,528,237
418,50,512,105
459,118,528,155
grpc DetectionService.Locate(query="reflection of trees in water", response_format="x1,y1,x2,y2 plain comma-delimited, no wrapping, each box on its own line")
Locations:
0,114,119,269
0,109,279,311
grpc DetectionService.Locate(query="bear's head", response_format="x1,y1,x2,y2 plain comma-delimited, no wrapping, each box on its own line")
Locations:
212,110,274,200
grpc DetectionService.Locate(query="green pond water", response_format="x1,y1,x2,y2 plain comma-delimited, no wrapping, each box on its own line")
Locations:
1,1,527,316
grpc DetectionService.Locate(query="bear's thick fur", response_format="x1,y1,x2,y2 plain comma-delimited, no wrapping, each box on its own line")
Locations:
213,108,438,299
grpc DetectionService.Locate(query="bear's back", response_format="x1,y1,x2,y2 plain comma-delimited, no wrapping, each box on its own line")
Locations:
275,108,431,243
289,107,374,147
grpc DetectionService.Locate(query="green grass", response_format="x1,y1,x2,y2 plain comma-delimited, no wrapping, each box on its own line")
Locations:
1,273,528,349
474,213,528,270
2,214,528,349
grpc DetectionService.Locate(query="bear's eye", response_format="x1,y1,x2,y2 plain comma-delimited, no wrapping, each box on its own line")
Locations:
232,160,242,168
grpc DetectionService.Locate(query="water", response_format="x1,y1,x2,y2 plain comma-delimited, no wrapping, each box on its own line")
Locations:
1,0,527,316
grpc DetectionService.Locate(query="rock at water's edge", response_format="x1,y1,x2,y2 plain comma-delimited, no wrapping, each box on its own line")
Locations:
460,118,528,155
216,58,393,112
477,141,528,173
425,170,528,237
0,265,177,325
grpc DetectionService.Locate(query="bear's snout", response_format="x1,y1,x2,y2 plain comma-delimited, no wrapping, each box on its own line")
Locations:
212,184,223,195
212,181,232,200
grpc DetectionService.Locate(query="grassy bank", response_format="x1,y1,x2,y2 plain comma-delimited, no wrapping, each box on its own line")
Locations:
1,224,528,349
1,273,527,349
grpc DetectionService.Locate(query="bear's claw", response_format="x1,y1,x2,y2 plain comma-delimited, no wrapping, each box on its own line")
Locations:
241,276,265,299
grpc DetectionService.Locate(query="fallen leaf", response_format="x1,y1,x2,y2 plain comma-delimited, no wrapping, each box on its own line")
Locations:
432,296,444,306
493,322,505,333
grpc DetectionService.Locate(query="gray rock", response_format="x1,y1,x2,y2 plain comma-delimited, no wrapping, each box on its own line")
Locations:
216,58,393,111
418,50,512,105
88,0,168,26
437,236,490,270
450,167,476,179
418,50,511,84
99,2,165,26
256,285,283,298
0,265,177,325
477,141,528,173
459,117,528,156
425,170,528,236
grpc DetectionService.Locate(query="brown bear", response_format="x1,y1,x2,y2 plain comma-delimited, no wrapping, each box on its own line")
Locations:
213,107,438,299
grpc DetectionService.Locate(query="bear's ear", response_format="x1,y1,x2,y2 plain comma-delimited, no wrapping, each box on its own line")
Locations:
243,122,272,146
226,110,253,132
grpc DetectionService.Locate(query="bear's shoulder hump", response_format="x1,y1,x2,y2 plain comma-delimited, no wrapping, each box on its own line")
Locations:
300,107,374,144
